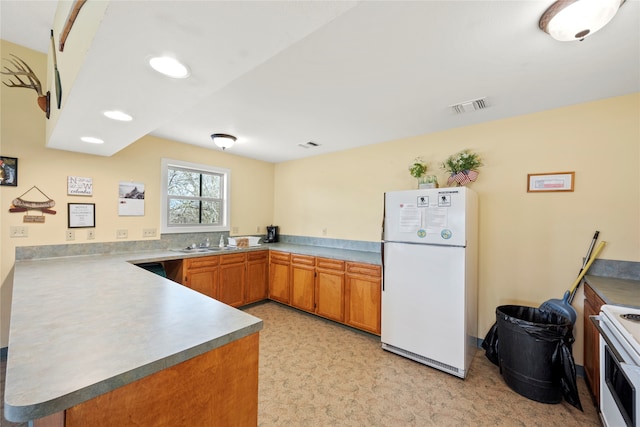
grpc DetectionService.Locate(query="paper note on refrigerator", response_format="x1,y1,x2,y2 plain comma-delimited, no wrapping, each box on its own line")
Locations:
426,207,448,231
399,205,421,232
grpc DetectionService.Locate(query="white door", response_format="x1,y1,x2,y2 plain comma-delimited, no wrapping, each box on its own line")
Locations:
382,241,466,369
384,188,467,247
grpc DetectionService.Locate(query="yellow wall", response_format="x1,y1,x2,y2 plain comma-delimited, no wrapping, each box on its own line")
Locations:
3,39,640,365
275,93,640,364
1,41,275,347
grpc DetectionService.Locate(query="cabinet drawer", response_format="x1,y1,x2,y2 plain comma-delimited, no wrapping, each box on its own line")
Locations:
185,256,219,270
220,253,247,265
270,251,291,263
316,257,345,271
584,283,605,308
291,254,315,266
247,250,268,262
346,262,381,277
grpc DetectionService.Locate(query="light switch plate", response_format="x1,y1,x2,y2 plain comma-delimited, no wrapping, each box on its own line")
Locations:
87,230,95,240
143,228,157,238
10,226,28,238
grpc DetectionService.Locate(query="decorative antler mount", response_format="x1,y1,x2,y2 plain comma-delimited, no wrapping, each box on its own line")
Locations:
1,54,50,118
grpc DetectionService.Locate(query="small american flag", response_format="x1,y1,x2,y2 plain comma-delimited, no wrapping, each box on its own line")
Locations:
447,170,479,186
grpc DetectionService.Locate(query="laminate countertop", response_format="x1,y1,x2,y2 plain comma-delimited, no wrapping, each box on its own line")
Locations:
262,242,381,265
4,251,263,423
584,274,640,308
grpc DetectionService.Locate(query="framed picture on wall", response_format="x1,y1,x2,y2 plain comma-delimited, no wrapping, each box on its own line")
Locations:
67,176,93,196
0,156,18,186
68,203,95,228
527,172,574,192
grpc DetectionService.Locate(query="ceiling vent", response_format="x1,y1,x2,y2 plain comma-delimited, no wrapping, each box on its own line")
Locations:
298,141,321,149
450,97,488,114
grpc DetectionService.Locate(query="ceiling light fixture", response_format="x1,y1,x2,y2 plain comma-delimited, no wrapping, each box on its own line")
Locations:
539,0,625,41
210,133,237,150
81,136,104,144
148,56,190,78
104,110,133,121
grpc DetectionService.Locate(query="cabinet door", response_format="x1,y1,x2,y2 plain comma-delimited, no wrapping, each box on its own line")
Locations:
246,251,268,304
315,258,345,322
345,262,382,335
219,253,246,307
291,255,316,312
269,252,290,304
183,256,218,299
584,283,605,406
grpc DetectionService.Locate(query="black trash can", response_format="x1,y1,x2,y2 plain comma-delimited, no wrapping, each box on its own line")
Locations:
496,305,574,404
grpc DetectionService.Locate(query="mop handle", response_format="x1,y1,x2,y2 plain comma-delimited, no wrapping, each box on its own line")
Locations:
568,241,606,295
569,230,599,303
581,231,599,270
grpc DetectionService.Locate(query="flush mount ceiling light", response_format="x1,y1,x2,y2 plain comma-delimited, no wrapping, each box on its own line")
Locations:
103,110,133,121
81,136,104,144
211,133,237,150
539,0,625,41
148,56,190,78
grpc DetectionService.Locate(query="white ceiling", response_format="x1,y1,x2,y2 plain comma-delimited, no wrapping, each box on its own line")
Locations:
1,0,639,163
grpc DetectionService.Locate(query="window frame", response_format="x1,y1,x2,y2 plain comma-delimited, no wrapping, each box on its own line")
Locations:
161,158,230,234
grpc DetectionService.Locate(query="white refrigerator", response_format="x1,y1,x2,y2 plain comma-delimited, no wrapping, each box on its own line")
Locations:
381,187,478,378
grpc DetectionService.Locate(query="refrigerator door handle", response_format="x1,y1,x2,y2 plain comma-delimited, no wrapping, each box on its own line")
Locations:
381,242,385,291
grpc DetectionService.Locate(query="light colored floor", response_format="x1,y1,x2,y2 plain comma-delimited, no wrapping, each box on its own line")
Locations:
244,301,601,427
1,301,602,426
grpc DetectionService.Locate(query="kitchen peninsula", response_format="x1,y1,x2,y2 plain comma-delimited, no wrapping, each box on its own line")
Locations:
5,251,263,426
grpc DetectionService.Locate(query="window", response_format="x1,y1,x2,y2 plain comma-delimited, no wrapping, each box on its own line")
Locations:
161,159,230,233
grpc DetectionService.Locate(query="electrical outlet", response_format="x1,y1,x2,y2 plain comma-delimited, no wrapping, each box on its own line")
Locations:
87,229,95,240
232,227,239,234
116,229,128,239
9,226,28,238
256,226,261,233
143,228,157,238
66,230,75,241
322,228,328,236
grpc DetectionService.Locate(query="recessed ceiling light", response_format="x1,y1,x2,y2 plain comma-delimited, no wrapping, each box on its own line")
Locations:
104,110,133,121
81,136,104,144
148,56,190,78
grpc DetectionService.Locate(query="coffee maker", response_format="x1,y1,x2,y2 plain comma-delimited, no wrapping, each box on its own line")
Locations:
264,225,279,243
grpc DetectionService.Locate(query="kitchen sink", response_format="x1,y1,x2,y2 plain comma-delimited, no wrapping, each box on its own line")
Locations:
174,248,211,253
174,246,238,254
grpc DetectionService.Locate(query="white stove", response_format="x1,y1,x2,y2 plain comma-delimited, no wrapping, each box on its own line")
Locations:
596,304,640,426
601,305,640,363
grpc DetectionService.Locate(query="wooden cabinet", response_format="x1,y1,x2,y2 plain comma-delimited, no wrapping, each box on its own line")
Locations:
269,251,291,304
315,258,345,322
268,251,381,335
246,251,268,304
218,253,246,307
41,333,260,427
345,262,382,335
180,256,219,299
584,282,605,406
178,251,268,307
171,250,381,335
291,254,316,312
